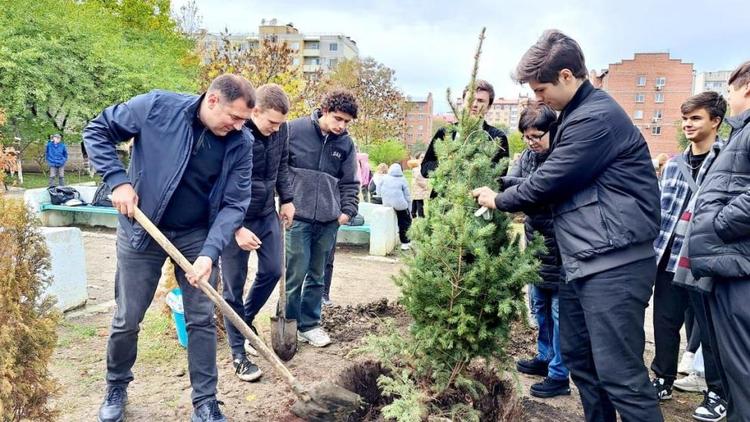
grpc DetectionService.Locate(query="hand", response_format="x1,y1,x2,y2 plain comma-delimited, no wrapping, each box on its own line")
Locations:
112,183,139,218
279,203,295,228
187,256,213,287
337,213,351,225
471,186,498,210
235,227,262,251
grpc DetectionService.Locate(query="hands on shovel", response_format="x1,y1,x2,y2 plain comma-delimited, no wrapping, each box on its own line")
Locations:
186,256,213,288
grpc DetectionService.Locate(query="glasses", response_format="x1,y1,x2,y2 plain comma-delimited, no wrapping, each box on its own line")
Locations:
523,131,548,143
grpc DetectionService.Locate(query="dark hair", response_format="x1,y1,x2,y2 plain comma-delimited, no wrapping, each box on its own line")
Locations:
514,30,588,84
462,79,495,105
256,83,290,114
680,91,727,123
208,74,256,108
728,61,750,90
321,89,358,118
518,102,557,133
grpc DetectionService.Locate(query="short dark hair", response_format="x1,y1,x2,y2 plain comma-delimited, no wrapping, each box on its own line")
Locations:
256,83,290,114
514,30,588,84
728,61,750,90
680,91,727,123
208,74,255,108
518,102,557,133
321,89,358,119
462,79,495,105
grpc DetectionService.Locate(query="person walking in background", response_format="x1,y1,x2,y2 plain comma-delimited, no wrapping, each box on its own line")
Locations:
357,152,372,202
46,133,68,187
368,162,388,204
411,152,429,217
379,163,412,250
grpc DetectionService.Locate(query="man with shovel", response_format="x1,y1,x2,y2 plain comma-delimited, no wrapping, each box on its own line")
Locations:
221,83,295,381
84,74,255,422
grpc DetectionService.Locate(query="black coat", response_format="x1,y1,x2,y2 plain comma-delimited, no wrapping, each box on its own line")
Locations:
690,108,750,279
496,81,660,281
504,149,561,289
244,119,293,220
421,121,509,178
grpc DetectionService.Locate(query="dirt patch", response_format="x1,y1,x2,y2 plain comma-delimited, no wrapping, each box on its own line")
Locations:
321,298,409,343
521,398,581,421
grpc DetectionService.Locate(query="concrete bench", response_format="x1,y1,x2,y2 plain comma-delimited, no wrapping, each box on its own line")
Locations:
41,227,88,311
335,202,398,256
25,185,118,228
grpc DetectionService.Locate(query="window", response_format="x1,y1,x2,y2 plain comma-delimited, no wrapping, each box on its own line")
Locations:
655,92,664,103
651,126,662,135
329,42,338,51
635,93,645,103
655,76,666,87
637,75,647,86
290,42,300,50
292,57,300,66
653,110,663,120
304,57,320,65
304,41,319,50
328,58,338,68
633,110,644,119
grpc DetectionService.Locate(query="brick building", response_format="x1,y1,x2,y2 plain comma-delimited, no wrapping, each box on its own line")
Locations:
602,53,694,155
404,93,433,152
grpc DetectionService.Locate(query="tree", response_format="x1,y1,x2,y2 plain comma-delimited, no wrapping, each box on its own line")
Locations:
172,0,203,38
324,57,407,146
359,29,540,420
508,130,526,157
365,139,408,165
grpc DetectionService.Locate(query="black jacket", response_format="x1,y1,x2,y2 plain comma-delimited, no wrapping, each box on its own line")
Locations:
503,149,561,289
690,108,750,279
421,120,509,178
244,119,293,220
496,81,660,281
287,110,360,223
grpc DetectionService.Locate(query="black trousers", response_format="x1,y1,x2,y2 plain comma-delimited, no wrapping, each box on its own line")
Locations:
559,258,663,422
709,278,750,422
411,199,425,218
395,209,412,244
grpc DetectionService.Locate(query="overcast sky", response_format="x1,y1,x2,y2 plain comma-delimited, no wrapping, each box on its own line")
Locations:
172,0,750,113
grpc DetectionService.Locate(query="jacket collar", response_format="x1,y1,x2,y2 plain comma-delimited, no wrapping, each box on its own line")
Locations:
560,79,595,121
726,108,750,130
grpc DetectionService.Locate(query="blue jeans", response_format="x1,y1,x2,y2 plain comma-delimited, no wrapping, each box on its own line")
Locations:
285,220,339,332
531,285,569,380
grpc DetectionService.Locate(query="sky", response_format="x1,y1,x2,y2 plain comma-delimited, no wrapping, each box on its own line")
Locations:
172,0,750,113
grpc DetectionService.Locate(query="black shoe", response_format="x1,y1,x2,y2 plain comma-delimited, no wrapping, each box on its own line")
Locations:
516,357,549,377
692,390,727,422
530,377,571,398
652,377,673,401
191,399,227,422
97,385,127,422
233,353,262,382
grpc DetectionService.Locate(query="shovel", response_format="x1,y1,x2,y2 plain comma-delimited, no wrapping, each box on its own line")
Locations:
132,206,361,421
270,219,298,361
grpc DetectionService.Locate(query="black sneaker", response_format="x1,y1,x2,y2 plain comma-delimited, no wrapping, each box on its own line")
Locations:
97,385,127,422
530,377,571,398
233,353,262,382
191,399,227,422
692,390,727,422
516,357,549,377
652,377,673,401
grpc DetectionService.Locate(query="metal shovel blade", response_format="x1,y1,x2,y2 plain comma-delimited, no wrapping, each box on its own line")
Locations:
270,314,298,361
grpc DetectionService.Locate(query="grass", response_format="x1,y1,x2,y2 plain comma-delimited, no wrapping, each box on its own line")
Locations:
138,309,185,365
57,320,98,348
4,172,99,189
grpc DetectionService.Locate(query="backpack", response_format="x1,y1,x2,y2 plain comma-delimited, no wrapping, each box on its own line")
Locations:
48,186,82,205
92,183,113,207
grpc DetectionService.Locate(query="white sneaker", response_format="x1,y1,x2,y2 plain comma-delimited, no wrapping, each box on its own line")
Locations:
674,372,708,393
243,339,259,357
400,243,411,250
297,327,332,347
678,351,696,375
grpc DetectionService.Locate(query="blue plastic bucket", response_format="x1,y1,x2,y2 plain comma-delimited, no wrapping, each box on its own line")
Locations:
166,288,188,348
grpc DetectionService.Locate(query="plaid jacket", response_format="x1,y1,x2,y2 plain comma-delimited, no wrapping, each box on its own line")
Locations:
653,139,723,272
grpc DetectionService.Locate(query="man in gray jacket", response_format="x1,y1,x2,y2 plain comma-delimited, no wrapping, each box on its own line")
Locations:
285,89,360,347
689,60,750,422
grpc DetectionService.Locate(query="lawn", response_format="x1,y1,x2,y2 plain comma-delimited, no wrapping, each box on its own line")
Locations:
4,172,99,189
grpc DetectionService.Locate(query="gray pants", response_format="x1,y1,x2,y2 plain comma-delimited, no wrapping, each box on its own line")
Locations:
48,165,64,186
106,227,218,407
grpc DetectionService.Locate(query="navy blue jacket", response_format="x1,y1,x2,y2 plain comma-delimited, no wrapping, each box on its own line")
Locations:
496,81,660,281
83,90,254,262
45,141,68,167
244,119,293,220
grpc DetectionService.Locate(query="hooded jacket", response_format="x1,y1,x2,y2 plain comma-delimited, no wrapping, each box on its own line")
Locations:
287,110,360,223
379,164,411,211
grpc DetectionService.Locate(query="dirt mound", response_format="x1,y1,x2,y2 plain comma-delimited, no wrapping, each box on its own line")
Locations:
321,298,408,343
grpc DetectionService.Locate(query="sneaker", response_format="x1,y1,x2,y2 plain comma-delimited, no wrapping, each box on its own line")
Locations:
674,372,708,393
322,295,333,307
297,327,332,347
191,399,227,422
233,354,262,382
530,377,571,398
652,377,673,401
243,325,260,356
516,357,549,377
692,391,727,422
400,243,411,250
97,385,127,422
678,351,696,375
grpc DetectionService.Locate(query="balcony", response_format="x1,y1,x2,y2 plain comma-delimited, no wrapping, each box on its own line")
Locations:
303,64,322,73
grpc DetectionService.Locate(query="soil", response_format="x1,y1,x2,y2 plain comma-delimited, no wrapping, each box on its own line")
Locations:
50,230,698,421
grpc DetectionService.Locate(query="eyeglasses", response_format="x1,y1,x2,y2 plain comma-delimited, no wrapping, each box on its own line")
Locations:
523,131,548,143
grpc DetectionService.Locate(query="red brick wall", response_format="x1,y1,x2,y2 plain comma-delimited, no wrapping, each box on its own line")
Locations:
603,53,694,156
404,96,433,148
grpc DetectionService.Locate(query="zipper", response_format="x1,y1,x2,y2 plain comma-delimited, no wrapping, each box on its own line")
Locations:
313,133,329,220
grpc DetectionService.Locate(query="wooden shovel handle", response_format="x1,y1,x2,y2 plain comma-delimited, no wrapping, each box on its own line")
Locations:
132,206,310,402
